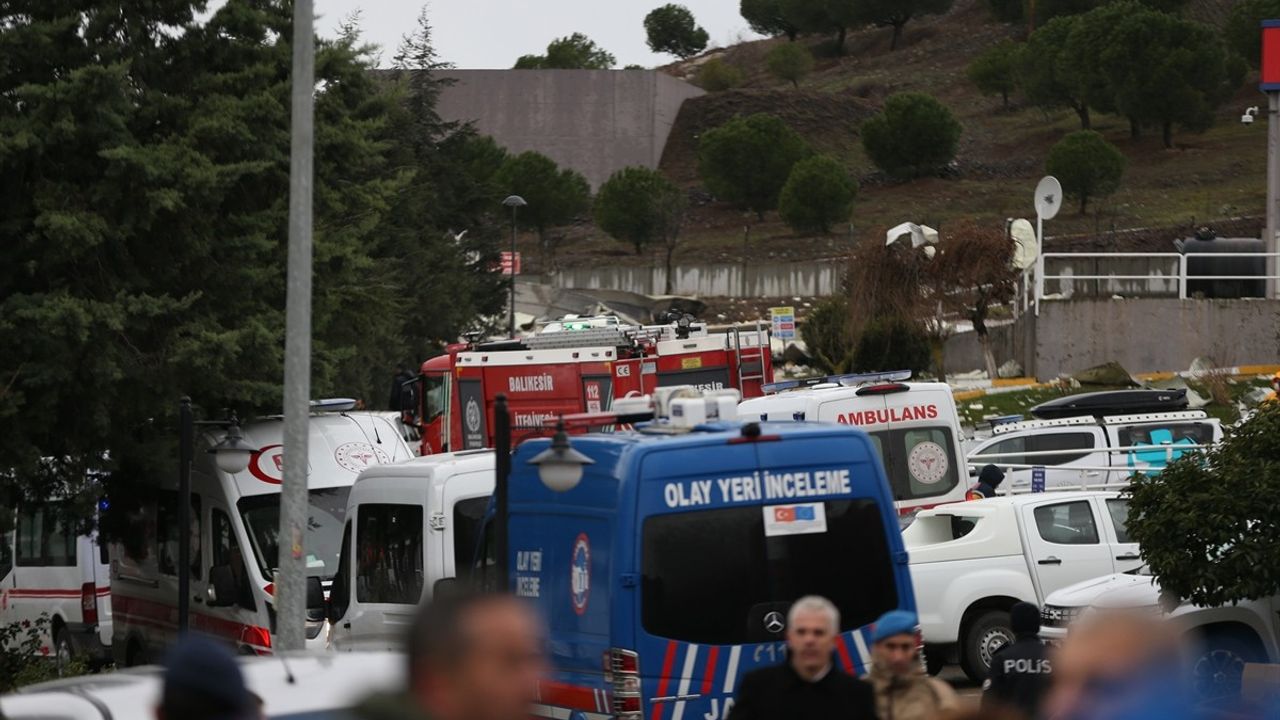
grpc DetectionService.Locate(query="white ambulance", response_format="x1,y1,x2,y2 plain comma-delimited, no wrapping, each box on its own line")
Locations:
327,450,494,651
0,509,111,669
109,404,412,665
737,372,968,516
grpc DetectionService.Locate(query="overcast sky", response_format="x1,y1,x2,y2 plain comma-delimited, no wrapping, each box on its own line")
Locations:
301,0,762,69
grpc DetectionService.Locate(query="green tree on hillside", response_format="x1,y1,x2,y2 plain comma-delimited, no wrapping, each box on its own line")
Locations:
697,58,746,91
1099,7,1243,148
1226,0,1280,68
698,113,811,218
645,4,710,59
493,151,592,260
967,39,1019,109
593,167,687,291
766,42,815,88
514,32,616,69
1018,15,1092,128
780,0,859,54
801,295,856,374
854,0,955,51
741,0,799,40
1127,403,1280,608
778,156,858,233
1045,130,1126,213
860,92,962,179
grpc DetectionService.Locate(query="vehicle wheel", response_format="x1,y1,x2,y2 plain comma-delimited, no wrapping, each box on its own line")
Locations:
54,627,74,676
961,610,1014,683
1192,631,1263,701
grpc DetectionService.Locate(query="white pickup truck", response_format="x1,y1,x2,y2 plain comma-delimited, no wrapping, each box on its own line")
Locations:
1041,567,1280,701
903,491,1140,681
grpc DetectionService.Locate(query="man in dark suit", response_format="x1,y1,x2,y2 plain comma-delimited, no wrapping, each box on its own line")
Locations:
729,596,877,720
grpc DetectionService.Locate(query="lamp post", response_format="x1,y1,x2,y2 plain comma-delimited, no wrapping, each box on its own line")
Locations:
178,397,254,634
493,394,511,586
502,195,527,338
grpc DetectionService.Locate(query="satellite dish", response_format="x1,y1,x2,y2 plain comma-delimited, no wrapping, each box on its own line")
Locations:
1009,218,1039,270
886,222,940,249
1035,176,1063,221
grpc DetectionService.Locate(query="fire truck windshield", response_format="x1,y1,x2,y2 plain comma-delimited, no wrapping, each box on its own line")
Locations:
238,487,349,580
423,373,447,421
640,498,898,645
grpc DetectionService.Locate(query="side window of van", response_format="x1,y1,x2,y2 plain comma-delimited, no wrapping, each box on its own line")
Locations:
157,492,202,579
0,531,12,578
1106,498,1131,544
16,508,76,567
1031,432,1097,465
356,505,424,605
212,509,255,612
1033,501,1100,545
984,436,1027,467
330,521,352,620
452,498,489,582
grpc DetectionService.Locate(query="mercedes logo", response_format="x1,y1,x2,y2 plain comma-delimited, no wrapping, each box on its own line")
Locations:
763,611,786,634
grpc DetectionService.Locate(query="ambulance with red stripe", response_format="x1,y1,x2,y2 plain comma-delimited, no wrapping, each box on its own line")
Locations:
505,390,915,720
109,403,412,664
735,372,968,518
0,508,111,669
411,316,771,456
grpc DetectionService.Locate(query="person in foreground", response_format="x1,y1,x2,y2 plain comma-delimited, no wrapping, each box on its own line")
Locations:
868,609,960,720
350,591,548,720
983,601,1053,718
155,635,256,720
729,595,877,720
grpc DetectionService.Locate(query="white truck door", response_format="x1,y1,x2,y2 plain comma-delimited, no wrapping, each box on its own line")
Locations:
1031,428,1109,490
440,472,494,593
1021,498,1116,600
343,499,427,651
1099,496,1142,572
975,432,1032,489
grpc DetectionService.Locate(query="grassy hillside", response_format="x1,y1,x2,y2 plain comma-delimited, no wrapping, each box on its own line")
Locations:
540,0,1268,274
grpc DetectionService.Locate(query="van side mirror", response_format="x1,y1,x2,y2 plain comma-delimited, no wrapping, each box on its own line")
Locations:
208,565,237,608
433,577,458,599
306,576,325,609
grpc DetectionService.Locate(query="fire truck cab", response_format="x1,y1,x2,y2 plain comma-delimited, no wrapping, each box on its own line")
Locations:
411,316,771,455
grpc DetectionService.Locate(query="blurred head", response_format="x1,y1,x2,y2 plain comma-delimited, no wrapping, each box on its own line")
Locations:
407,592,548,720
155,636,253,720
1011,601,1041,637
1044,610,1182,720
872,609,919,677
786,596,839,678
980,464,1005,488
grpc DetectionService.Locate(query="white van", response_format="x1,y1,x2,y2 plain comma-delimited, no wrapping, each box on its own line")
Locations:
328,450,494,651
737,373,969,515
966,411,1223,491
109,407,412,665
0,509,111,669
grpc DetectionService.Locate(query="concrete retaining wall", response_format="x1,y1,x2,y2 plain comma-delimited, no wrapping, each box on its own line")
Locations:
436,70,703,189
1028,298,1280,379
549,260,843,297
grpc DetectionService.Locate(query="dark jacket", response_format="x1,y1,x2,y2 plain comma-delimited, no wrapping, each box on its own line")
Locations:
982,634,1053,719
729,662,877,720
968,464,1006,499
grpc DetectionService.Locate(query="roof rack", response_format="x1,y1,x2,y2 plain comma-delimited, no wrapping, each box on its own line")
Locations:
763,370,912,394
992,415,1097,435
991,409,1211,435
1101,410,1208,425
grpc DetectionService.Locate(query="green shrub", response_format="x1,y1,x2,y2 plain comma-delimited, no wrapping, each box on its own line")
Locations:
778,155,857,234
697,58,745,91
1045,129,1125,213
853,316,932,375
860,92,962,179
765,42,814,88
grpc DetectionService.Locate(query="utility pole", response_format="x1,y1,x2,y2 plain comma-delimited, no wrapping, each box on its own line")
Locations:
278,0,315,652
1267,92,1279,298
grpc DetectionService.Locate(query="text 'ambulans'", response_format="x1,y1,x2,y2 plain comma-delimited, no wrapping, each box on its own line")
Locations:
662,468,852,508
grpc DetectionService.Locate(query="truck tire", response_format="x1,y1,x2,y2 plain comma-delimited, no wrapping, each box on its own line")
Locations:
961,610,1014,683
1191,630,1264,701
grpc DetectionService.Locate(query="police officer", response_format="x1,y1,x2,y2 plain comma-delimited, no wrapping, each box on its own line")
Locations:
983,601,1053,719
967,464,1005,500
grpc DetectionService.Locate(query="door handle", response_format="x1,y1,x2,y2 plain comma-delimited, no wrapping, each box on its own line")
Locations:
343,622,351,629
1115,554,1141,561
193,596,204,604
1038,556,1062,565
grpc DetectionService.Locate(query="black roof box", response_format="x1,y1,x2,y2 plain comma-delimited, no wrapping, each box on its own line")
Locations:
1029,389,1188,420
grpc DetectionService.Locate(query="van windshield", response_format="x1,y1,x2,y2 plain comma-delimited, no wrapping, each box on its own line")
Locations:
641,498,898,645
239,488,350,580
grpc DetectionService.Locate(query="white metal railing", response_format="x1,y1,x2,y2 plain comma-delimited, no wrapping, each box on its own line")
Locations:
1032,252,1280,314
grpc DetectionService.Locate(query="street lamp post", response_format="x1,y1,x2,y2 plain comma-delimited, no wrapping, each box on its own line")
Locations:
502,195,527,338
177,397,254,634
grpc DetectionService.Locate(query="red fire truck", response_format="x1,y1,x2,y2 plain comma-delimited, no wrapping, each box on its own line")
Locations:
408,316,771,455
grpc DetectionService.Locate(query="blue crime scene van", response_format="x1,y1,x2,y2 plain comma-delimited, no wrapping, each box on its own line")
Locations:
504,391,917,720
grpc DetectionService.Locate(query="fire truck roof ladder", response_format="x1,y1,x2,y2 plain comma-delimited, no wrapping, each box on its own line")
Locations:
523,326,635,350
734,320,769,388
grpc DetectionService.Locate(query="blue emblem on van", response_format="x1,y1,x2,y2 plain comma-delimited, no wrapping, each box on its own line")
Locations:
571,533,590,615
